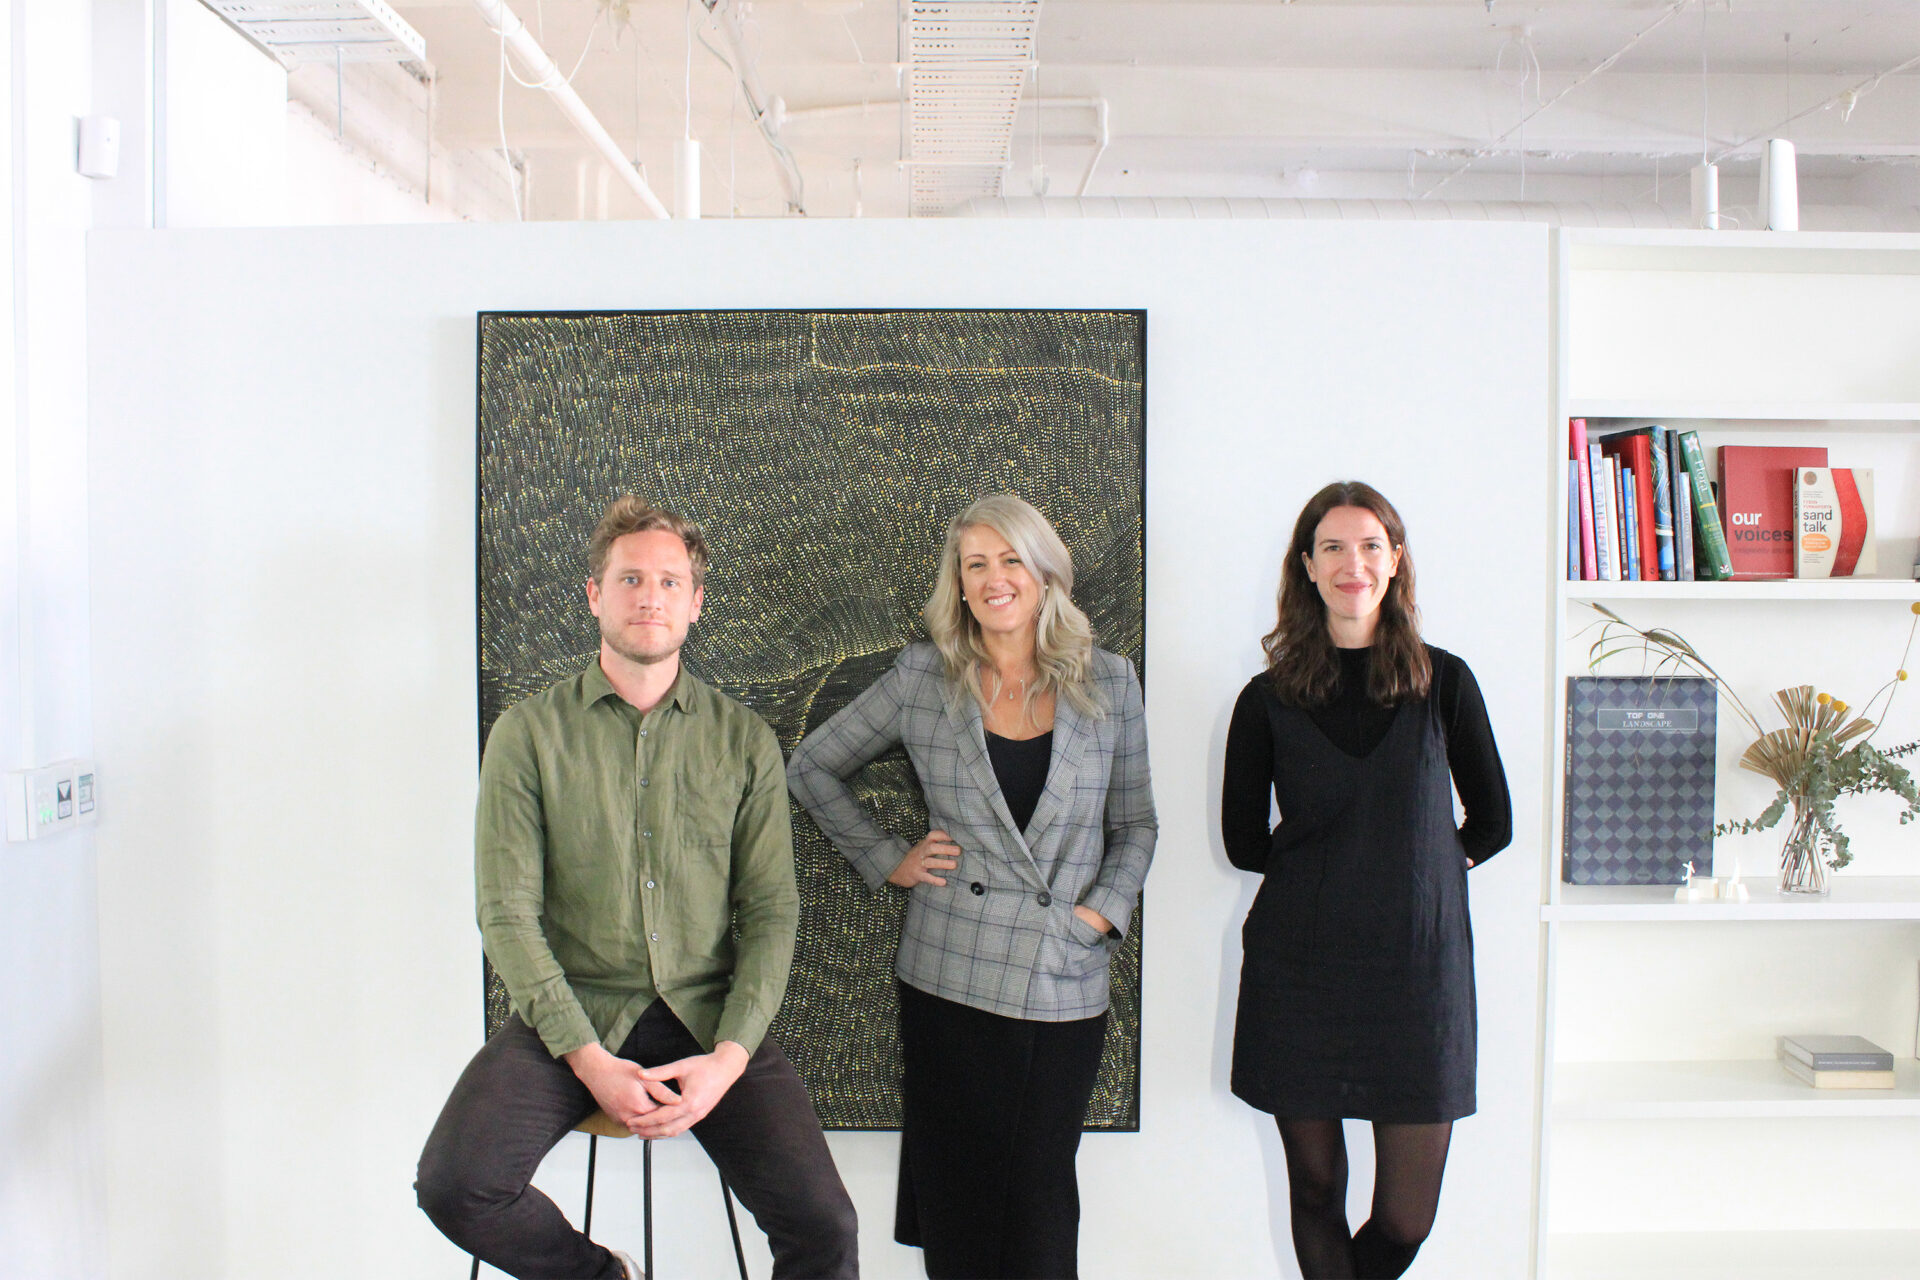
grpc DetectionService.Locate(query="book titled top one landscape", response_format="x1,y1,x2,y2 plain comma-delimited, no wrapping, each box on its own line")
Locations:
1563,676,1718,885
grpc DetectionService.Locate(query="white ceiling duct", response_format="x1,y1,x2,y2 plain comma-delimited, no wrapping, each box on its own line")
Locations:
202,0,426,66
902,0,1041,218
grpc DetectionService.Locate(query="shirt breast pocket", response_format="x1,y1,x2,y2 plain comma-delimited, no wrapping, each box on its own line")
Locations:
676,759,744,857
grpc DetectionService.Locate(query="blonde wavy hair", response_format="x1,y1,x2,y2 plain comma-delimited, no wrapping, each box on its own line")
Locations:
923,494,1105,721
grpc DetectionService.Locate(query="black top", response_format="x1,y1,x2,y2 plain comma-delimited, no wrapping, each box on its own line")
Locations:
985,730,1054,833
1222,645,1512,867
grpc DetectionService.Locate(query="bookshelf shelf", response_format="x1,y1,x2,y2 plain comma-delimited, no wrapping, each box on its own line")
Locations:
1567,400,1920,423
1560,579,1920,603
1544,1230,1920,1280
1553,1059,1920,1120
1545,878,1920,921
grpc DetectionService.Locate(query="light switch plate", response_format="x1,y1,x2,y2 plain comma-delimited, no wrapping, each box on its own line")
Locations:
4,758,98,841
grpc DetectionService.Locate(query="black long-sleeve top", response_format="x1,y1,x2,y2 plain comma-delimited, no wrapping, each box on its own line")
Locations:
1222,646,1512,871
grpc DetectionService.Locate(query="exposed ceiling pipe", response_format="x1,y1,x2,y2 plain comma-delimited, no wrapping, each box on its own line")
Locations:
696,0,807,215
466,0,670,219
782,96,1109,197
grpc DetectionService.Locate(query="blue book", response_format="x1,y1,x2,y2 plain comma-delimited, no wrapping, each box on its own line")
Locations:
1648,425,1676,580
1620,465,1640,580
1568,463,1581,580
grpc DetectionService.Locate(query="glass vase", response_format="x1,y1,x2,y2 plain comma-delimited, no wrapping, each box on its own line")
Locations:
1777,799,1834,896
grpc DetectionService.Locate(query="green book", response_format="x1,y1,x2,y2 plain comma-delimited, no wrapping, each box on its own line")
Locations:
1677,430,1733,580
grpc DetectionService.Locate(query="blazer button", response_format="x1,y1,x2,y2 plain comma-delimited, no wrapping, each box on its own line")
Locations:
970,882,985,896
1036,891,1052,907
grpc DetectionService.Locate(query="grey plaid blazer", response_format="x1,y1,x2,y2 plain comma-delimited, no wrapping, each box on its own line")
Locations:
787,641,1156,1021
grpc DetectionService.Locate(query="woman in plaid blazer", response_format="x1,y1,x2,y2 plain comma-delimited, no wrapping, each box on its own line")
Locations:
788,493,1157,1280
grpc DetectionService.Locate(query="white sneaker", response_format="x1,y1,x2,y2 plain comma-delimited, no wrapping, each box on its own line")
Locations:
611,1248,645,1280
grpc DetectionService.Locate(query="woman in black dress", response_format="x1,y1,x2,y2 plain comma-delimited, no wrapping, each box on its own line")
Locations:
1222,481,1511,1280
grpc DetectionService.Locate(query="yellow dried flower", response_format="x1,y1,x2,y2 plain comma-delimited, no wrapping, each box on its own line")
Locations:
1817,692,1832,705
1912,601,1920,615
1901,670,1911,681
1833,700,1849,714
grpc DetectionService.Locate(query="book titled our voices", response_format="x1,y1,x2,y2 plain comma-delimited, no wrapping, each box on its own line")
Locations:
1795,467,1876,578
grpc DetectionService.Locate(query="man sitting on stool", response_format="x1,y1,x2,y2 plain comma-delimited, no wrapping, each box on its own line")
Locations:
417,497,859,1280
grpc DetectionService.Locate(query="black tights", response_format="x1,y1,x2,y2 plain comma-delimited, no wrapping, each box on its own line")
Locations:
1275,1118,1452,1280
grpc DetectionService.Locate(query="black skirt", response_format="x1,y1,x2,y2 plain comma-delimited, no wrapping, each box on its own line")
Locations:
894,981,1108,1280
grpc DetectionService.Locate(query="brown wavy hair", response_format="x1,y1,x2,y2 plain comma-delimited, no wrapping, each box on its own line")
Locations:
1261,481,1430,707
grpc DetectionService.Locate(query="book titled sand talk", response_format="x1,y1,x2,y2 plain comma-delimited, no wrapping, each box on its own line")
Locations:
1795,467,1876,578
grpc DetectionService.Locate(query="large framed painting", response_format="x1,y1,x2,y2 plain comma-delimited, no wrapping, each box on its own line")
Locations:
476,309,1146,1128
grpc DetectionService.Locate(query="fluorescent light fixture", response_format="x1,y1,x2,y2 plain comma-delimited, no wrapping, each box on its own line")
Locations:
200,0,428,66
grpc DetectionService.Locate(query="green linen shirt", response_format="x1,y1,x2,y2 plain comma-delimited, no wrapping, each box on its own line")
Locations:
475,660,798,1060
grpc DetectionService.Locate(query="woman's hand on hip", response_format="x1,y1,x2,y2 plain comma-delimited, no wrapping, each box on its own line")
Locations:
1073,904,1113,935
889,829,962,888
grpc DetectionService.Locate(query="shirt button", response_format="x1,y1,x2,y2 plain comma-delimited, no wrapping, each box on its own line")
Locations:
642,830,651,839
639,730,648,738
639,777,649,787
649,932,659,941
646,880,656,889
970,882,985,896
1036,892,1052,907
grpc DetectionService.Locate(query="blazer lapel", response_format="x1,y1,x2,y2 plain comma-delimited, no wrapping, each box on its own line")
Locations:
942,692,1049,892
1023,692,1090,851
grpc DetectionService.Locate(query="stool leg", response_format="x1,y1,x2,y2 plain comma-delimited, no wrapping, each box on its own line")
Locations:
584,1133,599,1237
468,1257,480,1280
643,1139,654,1280
719,1173,748,1280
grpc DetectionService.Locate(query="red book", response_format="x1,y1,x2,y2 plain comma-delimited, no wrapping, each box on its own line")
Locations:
1570,418,1596,579
1720,444,1829,580
1598,430,1659,581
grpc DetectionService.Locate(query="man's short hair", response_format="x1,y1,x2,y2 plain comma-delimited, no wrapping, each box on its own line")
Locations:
586,497,710,588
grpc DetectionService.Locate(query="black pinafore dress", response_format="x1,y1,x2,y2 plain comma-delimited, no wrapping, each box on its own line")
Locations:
1229,680,1477,1123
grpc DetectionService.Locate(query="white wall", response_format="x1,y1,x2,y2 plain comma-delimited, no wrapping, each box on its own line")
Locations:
2,1,108,1278
86,218,1550,1279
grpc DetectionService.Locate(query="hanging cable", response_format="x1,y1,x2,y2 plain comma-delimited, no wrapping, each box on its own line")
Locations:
1422,0,1691,199
497,24,524,218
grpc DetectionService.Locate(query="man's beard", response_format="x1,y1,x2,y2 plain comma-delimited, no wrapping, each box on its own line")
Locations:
602,617,681,666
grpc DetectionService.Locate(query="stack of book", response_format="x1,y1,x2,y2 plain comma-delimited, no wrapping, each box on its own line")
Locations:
1564,420,1879,582
1776,1033,1897,1089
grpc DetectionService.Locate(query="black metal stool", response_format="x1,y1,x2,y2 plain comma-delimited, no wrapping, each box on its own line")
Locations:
468,1109,749,1279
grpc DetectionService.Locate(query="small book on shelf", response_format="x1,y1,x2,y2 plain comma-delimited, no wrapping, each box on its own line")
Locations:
1599,428,1659,581
1570,419,1597,580
1647,424,1676,580
1563,676,1717,885
1778,1055,1897,1090
1778,1033,1896,1071
1796,467,1877,578
1719,444,1829,580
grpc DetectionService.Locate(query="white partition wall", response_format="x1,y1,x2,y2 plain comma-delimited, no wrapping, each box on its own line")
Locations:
86,219,1549,1280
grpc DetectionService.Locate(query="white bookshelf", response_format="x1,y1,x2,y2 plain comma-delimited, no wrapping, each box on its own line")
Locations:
1538,230,1920,1279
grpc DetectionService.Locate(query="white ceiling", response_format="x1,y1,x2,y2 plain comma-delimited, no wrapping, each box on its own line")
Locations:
381,0,1920,219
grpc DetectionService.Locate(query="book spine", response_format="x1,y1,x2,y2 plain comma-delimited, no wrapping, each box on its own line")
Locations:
1620,464,1639,581
1572,419,1597,579
1648,425,1676,580
1670,430,1695,579
1780,1040,1894,1070
1591,443,1614,580
1562,684,1576,882
1567,463,1579,579
1677,470,1696,580
1630,437,1658,580
1679,431,1733,579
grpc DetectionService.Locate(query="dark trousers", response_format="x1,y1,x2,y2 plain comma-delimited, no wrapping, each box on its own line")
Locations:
895,982,1108,1280
416,1004,859,1280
